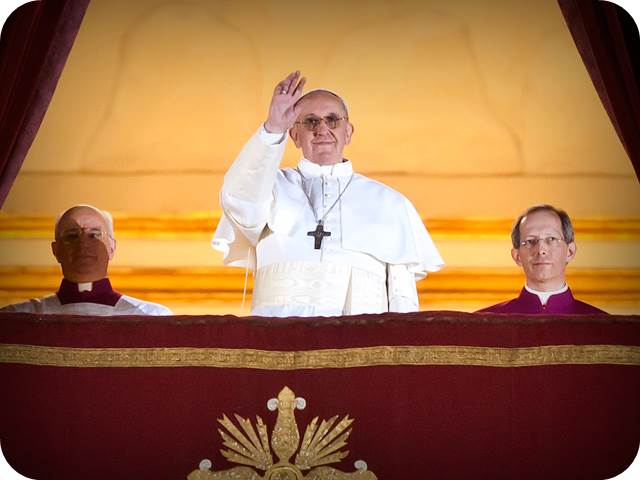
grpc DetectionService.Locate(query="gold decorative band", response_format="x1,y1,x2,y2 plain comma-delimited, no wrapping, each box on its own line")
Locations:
1,343,640,369
2,214,639,239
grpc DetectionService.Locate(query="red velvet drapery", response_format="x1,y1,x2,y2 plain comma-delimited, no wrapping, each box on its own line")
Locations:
558,0,640,181
1,311,639,480
0,0,90,207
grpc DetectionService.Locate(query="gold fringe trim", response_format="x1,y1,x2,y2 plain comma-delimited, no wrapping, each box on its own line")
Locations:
1,266,638,299
1,344,639,369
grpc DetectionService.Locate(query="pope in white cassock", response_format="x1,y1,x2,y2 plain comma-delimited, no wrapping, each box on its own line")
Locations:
212,71,444,317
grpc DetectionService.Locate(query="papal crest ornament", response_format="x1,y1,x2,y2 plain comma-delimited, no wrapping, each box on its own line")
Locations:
187,386,377,480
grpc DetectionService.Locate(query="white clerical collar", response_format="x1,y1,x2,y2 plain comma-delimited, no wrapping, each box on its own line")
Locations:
78,281,93,292
525,283,568,306
298,157,353,178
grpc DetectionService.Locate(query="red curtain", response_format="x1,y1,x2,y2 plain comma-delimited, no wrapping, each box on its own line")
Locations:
1,311,639,480
0,0,90,207
558,0,640,181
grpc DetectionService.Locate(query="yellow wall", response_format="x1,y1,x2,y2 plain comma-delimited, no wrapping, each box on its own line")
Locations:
4,0,638,217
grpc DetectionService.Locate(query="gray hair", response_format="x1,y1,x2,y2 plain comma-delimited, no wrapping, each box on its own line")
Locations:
295,89,349,118
54,204,114,239
511,204,574,249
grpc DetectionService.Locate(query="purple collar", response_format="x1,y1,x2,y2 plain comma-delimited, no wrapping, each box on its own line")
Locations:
477,286,605,314
56,278,122,306
519,287,576,313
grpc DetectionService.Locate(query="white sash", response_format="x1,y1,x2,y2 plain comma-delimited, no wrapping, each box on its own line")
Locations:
251,261,387,317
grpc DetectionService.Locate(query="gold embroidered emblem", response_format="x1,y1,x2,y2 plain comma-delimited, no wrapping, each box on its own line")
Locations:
187,386,377,480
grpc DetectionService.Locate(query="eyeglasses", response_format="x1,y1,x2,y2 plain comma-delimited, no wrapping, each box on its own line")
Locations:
295,115,346,131
59,227,111,244
519,236,565,249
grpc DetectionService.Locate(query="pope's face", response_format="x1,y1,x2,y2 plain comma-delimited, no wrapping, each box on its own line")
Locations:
51,207,115,283
511,209,576,291
289,92,353,165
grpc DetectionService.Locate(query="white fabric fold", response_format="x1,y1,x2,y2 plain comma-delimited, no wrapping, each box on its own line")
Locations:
3,294,172,316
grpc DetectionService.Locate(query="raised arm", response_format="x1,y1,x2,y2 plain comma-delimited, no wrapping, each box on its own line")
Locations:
219,72,306,243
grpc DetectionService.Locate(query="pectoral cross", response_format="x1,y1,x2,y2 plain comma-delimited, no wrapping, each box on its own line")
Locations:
307,221,331,249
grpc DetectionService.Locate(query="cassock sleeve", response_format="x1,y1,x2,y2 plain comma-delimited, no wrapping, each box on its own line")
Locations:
387,264,420,312
212,126,286,268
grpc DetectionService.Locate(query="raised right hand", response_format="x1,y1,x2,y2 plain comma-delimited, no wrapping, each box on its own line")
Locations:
264,71,306,134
